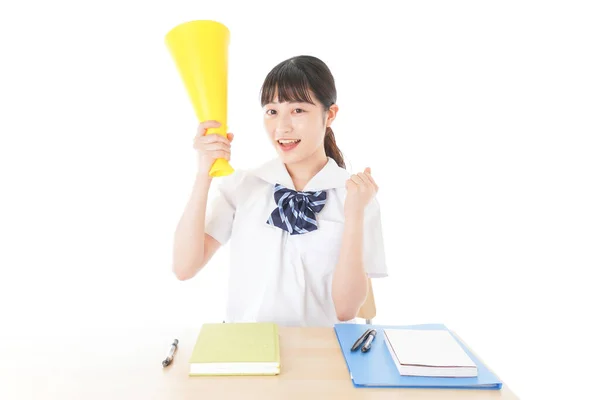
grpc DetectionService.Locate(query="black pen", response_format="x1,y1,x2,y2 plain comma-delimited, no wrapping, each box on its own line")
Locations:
361,329,377,353
162,339,178,367
351,329,374,352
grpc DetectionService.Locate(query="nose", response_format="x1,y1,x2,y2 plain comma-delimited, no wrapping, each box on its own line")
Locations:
275,112,292,134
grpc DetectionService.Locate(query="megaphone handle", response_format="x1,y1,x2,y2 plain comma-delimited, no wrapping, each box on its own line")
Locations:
209,158,234,177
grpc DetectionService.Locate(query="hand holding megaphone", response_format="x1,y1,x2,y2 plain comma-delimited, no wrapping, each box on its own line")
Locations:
193,120,234,176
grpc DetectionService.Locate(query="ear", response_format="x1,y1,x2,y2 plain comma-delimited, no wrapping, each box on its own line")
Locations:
325,104,339,127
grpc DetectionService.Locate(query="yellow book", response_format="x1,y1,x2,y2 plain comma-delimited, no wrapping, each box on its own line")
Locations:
189,322,280,376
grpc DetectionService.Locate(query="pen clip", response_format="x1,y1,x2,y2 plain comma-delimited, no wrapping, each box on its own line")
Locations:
361,330,377,353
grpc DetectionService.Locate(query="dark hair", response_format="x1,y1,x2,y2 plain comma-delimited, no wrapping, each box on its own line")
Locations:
259,55,345,169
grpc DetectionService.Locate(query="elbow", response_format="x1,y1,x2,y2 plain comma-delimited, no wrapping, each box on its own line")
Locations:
333,299,359,321
336,307,358,322
173,269,194,281
172,260,203,281
332,276,368,322
172,245,207,280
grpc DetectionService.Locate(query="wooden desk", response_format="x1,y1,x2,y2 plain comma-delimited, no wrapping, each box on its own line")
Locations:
2,326,518,399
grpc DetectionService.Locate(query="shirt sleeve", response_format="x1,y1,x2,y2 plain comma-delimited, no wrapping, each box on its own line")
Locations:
363,198,388,278
205,171,242,245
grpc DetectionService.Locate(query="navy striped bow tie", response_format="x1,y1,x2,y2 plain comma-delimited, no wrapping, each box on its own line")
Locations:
267,183,327,235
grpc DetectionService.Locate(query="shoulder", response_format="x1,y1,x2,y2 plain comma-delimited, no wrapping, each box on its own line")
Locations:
214,165,274,201
214,168,257,193
214,169,246,191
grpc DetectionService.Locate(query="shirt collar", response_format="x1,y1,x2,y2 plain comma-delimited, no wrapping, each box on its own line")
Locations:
250,157,349,191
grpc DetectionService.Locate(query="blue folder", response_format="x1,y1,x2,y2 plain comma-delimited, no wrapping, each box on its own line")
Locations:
334,323,503,390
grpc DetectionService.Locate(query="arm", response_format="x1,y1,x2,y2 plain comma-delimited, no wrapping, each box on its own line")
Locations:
332,167,380,321
172,121,234,280
332,210,369,321
172,172,222,280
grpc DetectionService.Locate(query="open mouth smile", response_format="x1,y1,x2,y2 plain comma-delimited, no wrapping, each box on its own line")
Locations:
277,139,301,151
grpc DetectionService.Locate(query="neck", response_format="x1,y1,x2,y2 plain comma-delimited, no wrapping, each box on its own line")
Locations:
285,149,328,191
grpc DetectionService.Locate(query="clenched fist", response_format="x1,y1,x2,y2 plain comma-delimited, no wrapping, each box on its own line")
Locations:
344,167,379,217
193,120,233,175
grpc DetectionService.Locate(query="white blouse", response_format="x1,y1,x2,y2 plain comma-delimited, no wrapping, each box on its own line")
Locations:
205,157,387,327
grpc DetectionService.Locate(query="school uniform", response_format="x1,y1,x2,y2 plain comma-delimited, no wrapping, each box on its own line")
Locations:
205,156,387,327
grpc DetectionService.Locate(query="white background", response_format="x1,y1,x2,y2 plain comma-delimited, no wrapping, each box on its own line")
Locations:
1,1,599,399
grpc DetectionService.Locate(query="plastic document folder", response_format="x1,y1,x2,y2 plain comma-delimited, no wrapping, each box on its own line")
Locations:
334,323,503,390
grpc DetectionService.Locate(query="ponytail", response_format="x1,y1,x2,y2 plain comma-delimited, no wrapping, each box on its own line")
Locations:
324,127,345,169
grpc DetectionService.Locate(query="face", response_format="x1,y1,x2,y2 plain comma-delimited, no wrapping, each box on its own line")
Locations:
263,90,338,164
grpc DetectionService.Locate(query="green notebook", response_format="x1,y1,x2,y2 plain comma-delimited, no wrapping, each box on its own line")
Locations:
189,322,280,376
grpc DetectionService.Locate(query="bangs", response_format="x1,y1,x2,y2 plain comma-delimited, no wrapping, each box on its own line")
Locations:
260,62,315,107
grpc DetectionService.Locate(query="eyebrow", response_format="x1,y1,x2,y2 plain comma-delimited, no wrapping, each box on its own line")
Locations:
266,101,307,105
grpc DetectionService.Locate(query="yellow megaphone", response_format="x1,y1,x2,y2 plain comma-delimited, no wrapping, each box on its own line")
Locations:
165,20,234,177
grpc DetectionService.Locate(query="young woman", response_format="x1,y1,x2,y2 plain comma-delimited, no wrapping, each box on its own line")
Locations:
172,55,387,327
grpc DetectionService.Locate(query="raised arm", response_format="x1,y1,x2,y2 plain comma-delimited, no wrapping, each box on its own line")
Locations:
172,121,233,280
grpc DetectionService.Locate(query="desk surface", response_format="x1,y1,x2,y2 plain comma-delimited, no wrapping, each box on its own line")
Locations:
2,325,518,400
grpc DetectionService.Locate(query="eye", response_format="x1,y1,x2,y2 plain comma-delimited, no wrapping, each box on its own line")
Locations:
266,109,276,116
293,108,305,114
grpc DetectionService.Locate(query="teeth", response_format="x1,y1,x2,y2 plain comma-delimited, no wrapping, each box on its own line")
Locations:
278,139,300,144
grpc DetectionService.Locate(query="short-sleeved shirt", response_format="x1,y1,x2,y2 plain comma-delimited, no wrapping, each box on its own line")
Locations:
205,156,387,327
